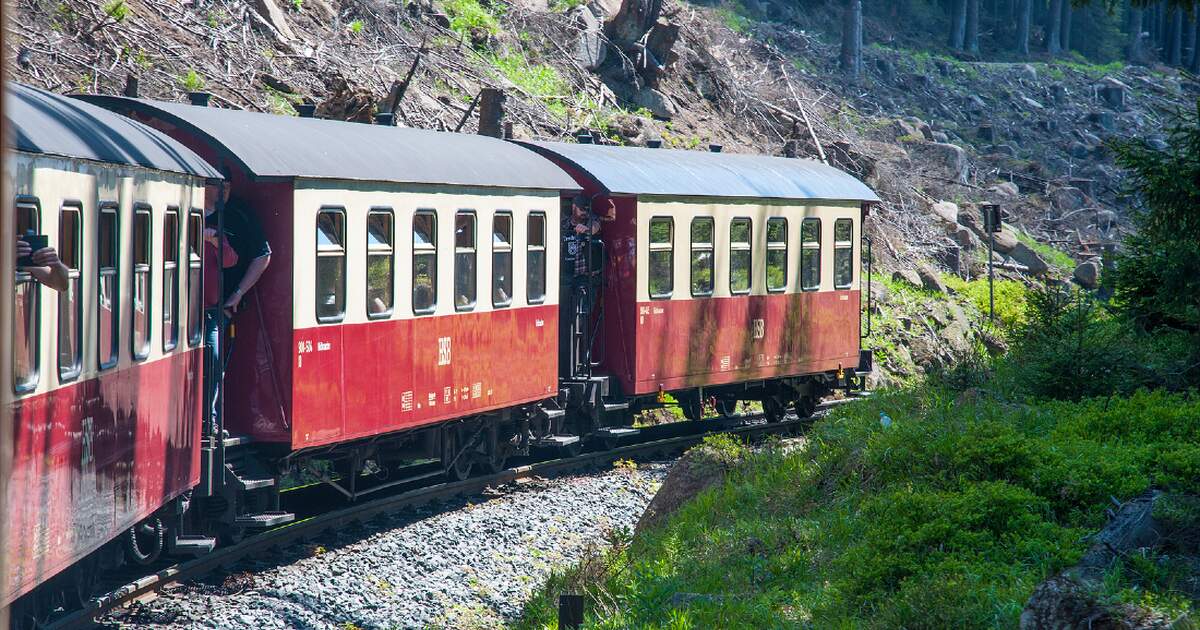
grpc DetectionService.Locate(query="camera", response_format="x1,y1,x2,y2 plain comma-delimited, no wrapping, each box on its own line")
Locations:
18,229,47,268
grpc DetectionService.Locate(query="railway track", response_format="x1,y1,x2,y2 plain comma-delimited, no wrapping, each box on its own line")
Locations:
45,402,853,630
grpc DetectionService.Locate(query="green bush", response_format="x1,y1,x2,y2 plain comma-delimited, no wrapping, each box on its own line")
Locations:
442,0,500,38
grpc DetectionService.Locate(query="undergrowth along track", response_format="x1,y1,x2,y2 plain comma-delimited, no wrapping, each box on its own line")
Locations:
48,400,857,630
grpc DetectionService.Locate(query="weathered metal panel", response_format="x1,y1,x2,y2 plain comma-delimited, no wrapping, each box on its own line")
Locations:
517,140,881,202
79,95,579,191
7,83,220,179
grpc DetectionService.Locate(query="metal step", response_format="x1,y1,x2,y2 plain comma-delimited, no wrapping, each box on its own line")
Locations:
225,463,276,491
541,408,566,420
172,536,217,556
234,511,294,528
222,435,254,448
534,435,580,448
601,401,630,413
595,427,640,438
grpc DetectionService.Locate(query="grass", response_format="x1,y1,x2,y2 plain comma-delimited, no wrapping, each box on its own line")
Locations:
1015,230,1076,274
488,51,569,117
516,385,1200,629
443,0,501,38
178,68,205,92
943,274,1030,333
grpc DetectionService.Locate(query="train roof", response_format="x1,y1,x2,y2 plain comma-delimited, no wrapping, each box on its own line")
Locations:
80,94,579,191
6,83,220,178
516,140,881,203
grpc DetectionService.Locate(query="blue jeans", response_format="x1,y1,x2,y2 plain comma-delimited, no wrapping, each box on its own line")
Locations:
204,308,227,435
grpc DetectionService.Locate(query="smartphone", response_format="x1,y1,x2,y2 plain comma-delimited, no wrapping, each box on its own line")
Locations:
18,233,47,267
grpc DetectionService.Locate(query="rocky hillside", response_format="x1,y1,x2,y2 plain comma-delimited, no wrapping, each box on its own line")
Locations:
8,0,1194,379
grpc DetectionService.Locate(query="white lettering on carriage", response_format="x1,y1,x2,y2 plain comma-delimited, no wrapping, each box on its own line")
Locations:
317,341,331,351
80,416,94,469
438,336,452,366
752,319,765,340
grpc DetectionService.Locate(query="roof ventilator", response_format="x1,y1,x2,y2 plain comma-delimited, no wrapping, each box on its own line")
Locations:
296,103,317,118
645,138,662,148
374,112,395,126
709,144,723,153
188,91,211,107
576,132,594,144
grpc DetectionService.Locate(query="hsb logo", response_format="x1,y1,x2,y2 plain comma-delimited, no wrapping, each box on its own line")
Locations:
752,319,765,340
438,336,452,366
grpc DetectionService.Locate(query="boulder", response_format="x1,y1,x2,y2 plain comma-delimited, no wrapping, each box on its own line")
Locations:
892,268,922,289
1067,142,1090,159
909,142,968,184
988,181,1020,198
1019,96,1045,110
573,7,607,70
1008,242,1050,275
1073,260,1100,289
931,200,959,224
953,226,981,250
635,88,676,119
909,118,935,141
1051,186,1087,212
601,0,662,44
891,118,922,140
931,130,949,143
917,264,947,294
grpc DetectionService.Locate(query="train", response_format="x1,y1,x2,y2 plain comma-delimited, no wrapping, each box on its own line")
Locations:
1,81,879,625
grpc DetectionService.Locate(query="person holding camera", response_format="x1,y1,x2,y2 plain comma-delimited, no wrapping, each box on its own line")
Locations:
15,235,68,292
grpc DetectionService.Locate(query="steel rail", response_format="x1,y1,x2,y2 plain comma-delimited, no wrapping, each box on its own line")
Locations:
46,405,844,630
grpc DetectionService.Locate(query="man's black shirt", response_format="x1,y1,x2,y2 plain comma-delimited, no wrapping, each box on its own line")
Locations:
208,199,270,301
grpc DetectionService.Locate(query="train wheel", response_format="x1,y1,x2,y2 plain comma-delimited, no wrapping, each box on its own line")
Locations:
125,517,165,565
763,397,786,423
714,399,738,418
444,427,474,482
792,395,818,420
679,392,704,422
70,552,101,607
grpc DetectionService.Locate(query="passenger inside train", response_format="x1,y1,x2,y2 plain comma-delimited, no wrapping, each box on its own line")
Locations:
14,233,68,291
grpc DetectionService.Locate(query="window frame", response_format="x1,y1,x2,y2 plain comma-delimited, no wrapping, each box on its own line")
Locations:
729,217,753,296
315,206,348,324
800,217,822,292
453,210,478,312
412,208,438,315
526,211,547,305
186,209,204,347
689,217,714,297
834,218,855,290
130,203,153,361
765,217,788,294
492,210,514,308
97,202,120,371
58,201,83,381
365,207,395,320
162,207,180,352
14,195,42,394
647,216,674,300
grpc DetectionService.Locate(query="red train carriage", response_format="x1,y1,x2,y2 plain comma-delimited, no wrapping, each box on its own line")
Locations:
3,84,219,616
519,140,879,424
85,94,579,508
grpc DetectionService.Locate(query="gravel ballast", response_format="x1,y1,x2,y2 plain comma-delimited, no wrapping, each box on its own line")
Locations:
105,462,668,629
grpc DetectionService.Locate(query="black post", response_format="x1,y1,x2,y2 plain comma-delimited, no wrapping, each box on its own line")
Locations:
982,204,1002,324
558,594,584,630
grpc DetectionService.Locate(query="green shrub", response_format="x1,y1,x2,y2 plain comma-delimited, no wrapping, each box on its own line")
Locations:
443,0,500,38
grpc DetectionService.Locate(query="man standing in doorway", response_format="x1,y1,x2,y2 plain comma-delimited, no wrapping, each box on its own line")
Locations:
204,179,271,435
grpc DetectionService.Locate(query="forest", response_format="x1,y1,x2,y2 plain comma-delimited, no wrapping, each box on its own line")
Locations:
835,0,1200,75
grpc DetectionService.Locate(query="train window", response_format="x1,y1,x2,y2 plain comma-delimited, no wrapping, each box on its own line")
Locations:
187,210,203,346
648,217,673,299
98,203,119,369
14,198,41,392
413,210,437,314
729,218,752,295
834,218,854,289
366,209,394,319
59,203,83,381
766,218,788,293
492,212,513,308
162,209,180,352
132,205,152,360
316,208,347,323
690,217,714,297
527,212,546,304
801,218,821,291
454,211,477,311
